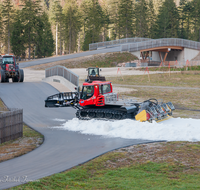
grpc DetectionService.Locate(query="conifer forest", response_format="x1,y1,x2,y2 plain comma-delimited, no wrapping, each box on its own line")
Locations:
1,0,200,59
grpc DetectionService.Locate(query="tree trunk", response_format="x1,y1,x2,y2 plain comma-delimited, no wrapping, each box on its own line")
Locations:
63,40,64,55
69,18,71,54
8,14,10,54
199,28,200,42
60,25,62,55
56,23,58,56
28,25,30,60
78,33,80,53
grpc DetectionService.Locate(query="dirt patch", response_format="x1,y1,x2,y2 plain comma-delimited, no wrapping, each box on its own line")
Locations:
110,141,200,174
0,136,43,163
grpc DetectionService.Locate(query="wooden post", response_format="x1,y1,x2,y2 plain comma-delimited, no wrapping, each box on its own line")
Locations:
144,67,150,82
117,68,124,81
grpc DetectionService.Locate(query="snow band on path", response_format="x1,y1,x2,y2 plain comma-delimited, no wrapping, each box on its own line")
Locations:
53,118,200,142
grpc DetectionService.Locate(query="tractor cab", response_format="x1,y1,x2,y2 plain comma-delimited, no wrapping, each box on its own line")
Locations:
87,67,100,76
85,67,106,82
80,81,113,107
0,54,18,71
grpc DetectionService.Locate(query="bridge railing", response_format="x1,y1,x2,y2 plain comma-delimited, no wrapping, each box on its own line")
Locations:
45,65,79,87
89,37,151,50
121,38,200,52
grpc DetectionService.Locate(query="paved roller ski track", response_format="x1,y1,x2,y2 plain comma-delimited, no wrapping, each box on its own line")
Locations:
0,48,156,189
19,46,121,68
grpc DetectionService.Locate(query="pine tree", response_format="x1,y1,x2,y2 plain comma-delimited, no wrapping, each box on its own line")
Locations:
81,0,105,50
0,3,4,54
100,0,110,42
190,0,200,41
148,0,156,38
49,0,63,55
107,0,120,40
21,0,42,59
35,12,54,57
178,0,187,39
134,0,149,38
154,0,179,38
63,0,81,54
10,10,25,57
2,0,15,54
118,0,134,38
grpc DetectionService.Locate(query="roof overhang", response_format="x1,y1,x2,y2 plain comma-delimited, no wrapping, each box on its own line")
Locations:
140,46,184,52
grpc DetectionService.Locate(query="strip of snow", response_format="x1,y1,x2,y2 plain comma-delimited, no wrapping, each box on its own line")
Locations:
53,118,200,142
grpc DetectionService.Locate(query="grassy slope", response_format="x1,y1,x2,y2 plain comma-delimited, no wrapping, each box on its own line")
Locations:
11,72,200,189
0,100,43,163
11,142,200,189
108,72,200,88
29,52,138,70
7,54,200,189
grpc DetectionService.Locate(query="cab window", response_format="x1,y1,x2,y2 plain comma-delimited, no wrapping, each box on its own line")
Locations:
2,57,14,65
103,84,111,93
99,86,102,94
89,68,98,76
81,85,94,100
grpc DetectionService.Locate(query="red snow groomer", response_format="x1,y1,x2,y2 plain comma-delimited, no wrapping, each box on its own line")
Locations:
45,81,175,122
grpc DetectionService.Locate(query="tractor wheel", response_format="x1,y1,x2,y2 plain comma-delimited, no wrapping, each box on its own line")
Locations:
19,69,24,82
0,70,5,83
5,77,9,82
12,76,18,82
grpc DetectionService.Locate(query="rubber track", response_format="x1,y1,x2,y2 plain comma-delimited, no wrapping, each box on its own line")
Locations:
76,108,129,120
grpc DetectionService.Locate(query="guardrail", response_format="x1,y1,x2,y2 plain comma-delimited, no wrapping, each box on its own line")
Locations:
0,108,23,144
45,65,79,87
121,38,200,52
89,37,151,50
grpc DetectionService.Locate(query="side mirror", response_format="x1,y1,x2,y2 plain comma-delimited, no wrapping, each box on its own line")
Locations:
86,69,88,71
100,69,102,71
17,63,19,65
75,87,77,90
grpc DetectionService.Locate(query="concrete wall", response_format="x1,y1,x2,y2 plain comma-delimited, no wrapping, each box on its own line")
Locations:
151,48,199,62
43,76,76,92
165,50,184,61
152,52,160,61
131,51,140,59
131,48,199,62
184,48,199,61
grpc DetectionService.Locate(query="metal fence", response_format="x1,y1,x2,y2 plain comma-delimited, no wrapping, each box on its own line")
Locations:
45,65,79,87
0,108,23,144
121,38,200,52
89,37,151,50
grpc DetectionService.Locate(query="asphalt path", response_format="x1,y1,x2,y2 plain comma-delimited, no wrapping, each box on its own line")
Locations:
19,46,121,68
0,82,155,189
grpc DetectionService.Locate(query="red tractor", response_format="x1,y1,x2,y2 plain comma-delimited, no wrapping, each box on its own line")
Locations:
0,54,24,83
45,80,175,122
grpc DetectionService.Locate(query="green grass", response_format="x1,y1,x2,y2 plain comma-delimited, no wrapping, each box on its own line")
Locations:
139,66,200,72
30,52,138,70
6,59,200,189
63,52,137,68
11,154,200,190
76,52,137,68
108,73,200,87
23,125,43,138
